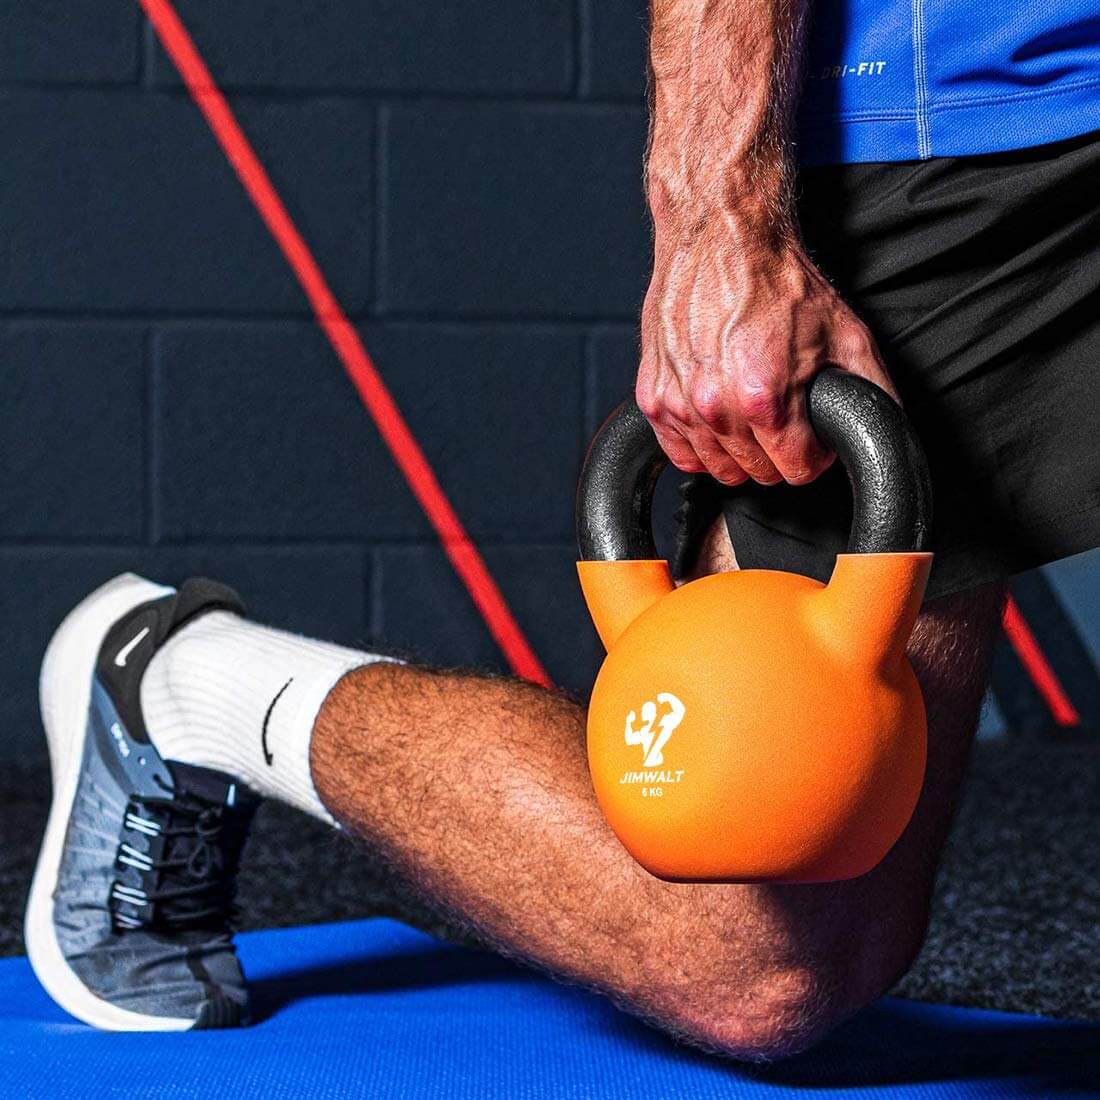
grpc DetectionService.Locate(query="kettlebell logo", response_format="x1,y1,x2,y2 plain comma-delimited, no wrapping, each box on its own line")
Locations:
625,693,685,767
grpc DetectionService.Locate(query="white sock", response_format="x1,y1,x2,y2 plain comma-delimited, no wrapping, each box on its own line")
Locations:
141,610,389,824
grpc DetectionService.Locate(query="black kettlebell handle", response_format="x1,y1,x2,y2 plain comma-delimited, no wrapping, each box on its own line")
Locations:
577,369,932,561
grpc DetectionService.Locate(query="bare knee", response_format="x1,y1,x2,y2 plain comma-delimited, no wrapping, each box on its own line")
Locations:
627,904,927,1062
652,965,842,1061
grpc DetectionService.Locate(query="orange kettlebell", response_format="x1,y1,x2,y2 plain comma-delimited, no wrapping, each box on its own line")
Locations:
577,369,933,883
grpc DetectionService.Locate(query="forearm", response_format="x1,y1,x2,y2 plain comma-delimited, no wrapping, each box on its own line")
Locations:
639,0,896,487
647,0,810,240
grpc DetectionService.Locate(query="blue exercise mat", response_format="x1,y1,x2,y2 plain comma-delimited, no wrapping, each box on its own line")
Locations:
0,918,1096,1098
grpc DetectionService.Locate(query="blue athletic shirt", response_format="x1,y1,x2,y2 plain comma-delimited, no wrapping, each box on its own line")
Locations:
796,2,1100,163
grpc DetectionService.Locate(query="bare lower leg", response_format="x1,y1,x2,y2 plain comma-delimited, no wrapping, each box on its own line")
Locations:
311,530,1003,1059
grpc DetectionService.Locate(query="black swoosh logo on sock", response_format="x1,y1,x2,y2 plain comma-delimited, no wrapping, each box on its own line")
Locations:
261,678,293,766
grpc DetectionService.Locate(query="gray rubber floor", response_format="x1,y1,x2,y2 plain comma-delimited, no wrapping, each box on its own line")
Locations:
2,735,1096,1020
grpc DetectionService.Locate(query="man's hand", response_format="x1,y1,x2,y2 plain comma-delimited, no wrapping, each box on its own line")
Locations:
640,0,897,486
638,219,897,485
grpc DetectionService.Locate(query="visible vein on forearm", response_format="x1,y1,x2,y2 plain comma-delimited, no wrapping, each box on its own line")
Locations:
647,0,810,235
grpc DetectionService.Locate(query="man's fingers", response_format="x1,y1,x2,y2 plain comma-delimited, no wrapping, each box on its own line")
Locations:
751,387,833,485
708,428,781,485
650,421,707,474
752,422,834,485
640,337,901,488
690,429,753,486
829,325,901,403
637,377,708,473
649,410,756,486
686,382,785,485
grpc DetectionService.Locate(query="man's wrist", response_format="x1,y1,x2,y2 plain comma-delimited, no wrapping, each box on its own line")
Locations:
647,161,796,250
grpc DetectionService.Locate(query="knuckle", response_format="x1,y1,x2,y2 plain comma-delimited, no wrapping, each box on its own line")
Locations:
753,469,784,487
740,390,787,430
634,373,659,416
736,372,789,429
743,457,783,485
719,439,774,484
653,431,701,472
662,395,693,424
717,455,761,486
712,464,747,486
691,388,732,431
636,389,661,420
784,466,817,486
665,452,694,470
834,322,875,360
774,437,825,486
655,428,686,452
695,444,745,486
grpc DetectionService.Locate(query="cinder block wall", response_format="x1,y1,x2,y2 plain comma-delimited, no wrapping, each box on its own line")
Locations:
0,2,653,758
5,5,1097,760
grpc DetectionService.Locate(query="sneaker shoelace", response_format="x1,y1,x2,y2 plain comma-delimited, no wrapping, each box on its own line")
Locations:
110,776,252,934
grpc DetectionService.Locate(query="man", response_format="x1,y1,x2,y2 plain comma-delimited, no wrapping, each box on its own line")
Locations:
26,0,1099,1058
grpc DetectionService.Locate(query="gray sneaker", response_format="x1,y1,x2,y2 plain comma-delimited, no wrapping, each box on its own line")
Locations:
26,574,261,1030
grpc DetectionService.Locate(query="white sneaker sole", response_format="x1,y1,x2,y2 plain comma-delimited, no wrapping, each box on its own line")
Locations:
24,572,197,1032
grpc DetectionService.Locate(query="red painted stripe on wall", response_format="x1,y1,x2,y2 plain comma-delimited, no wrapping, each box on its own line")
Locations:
1002,594,1079,727
138,0,551,686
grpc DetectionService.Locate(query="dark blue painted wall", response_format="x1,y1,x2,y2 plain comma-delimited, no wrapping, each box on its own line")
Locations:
1,3,1096,759
0,1,653,757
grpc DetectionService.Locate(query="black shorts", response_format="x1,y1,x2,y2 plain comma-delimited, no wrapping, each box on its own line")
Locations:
679,129,1100,600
